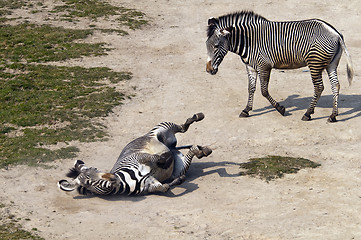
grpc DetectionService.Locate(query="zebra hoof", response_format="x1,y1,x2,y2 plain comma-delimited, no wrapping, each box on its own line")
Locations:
196,146,212,158
328,116,337,123
239,110,249,118
200,146,212,156
301,114,311,121
193,112,205,122
276,105,286,116
169,175,186,187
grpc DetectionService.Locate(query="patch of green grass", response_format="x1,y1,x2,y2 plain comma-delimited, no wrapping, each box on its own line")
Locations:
1,64,130,125
0,1,144,168
0,202,44,240
240,155,321,182
54,0,119,20
0,0,34,22
0,223,44,240
0,23,133,168
0,0,28,10
54,0,148,30
0,64,131,167
116,7,148,30
0,23,107,64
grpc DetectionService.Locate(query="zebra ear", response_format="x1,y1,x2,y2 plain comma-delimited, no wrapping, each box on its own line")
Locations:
208,17,217,26
58,179,76,192
74,159,84,168
74,159,87,171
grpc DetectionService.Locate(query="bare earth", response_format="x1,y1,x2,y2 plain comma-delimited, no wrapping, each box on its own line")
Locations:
1,0,361,239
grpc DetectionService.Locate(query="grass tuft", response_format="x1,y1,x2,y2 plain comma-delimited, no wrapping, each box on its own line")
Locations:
240,155,321,182
0,0,147,237
0,4,139,168
55,0,119,19
0,202,44,240
0,23,107,63
0,223,44,240
54,0,148,30
0,64,131,167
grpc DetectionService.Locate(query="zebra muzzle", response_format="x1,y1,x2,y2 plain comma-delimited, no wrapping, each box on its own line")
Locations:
206,61,218,75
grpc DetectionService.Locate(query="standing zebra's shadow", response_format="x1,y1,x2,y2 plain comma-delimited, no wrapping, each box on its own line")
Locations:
252,94,361,121
73,161,239,201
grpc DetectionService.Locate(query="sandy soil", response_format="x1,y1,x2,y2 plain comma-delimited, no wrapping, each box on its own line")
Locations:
1,0,361,239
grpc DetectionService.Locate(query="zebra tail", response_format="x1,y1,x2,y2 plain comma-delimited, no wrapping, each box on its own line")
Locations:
339,38,354,86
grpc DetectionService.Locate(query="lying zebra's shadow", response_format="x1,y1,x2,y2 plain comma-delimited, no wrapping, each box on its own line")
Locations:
73,161,239,201
252,94,361,121
74,194,147,202
162,161,240,198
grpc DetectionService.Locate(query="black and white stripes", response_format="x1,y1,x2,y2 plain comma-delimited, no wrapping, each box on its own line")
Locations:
206,11,353,122
58,113,212,196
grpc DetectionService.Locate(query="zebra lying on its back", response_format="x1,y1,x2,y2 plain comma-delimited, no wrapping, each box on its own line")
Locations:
58,113,212,195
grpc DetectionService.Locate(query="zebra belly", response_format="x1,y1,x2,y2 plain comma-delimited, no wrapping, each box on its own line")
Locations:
143,138,170,155
137,138,175,182
151,160,174,182
273,61,307,69
138,161,174,182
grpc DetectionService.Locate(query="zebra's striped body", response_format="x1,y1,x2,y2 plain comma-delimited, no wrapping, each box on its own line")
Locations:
206,11,353,122
58,113,212,196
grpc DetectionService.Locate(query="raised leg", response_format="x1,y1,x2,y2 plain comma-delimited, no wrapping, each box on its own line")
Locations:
302,70,324,121
240,65,257,117
171,145,212,180
155,113,205,148
179,113,205,133
259,68,285,116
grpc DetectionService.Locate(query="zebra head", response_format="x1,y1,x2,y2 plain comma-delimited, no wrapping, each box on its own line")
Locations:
58,160,119,195
206,18,231,75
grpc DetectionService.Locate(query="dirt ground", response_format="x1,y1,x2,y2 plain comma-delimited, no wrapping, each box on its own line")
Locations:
1,0,361,239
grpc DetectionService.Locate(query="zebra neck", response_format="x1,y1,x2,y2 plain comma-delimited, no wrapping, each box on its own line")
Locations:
229,25,249,62
113,170,147,195
218,12,269,63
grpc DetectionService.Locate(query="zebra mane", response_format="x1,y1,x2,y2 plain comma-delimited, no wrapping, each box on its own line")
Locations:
207,11,267,38
66,167,81,179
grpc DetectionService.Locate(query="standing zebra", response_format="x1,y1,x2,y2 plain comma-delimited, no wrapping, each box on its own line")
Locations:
58,113,212,195
206,11,353,122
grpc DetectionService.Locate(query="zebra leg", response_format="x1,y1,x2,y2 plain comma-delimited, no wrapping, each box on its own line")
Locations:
259,69,286,116
326,68,340,122
240,65,257,117
120,152,168,168
325,47,342,122
302,71,324,121
171,145,212,180
144,176,171,193
144,175,188,194
179,113,205,133
153,113,204,149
